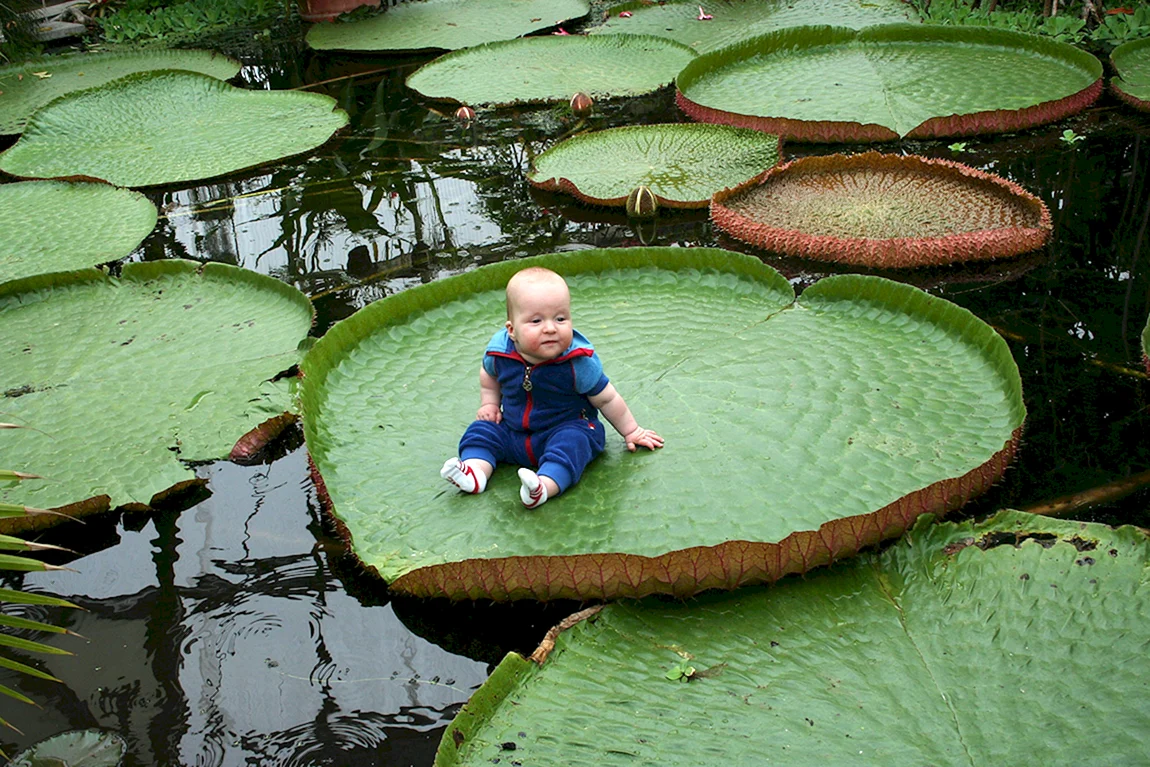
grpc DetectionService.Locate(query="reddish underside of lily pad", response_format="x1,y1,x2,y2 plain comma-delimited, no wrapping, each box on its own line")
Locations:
711,152,1052,268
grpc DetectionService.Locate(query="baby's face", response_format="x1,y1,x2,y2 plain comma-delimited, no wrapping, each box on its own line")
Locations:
506,279,573,365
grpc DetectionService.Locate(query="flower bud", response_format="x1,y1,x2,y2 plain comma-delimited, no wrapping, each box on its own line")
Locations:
626,185,658,218
569,92,593,118
454,105,476,124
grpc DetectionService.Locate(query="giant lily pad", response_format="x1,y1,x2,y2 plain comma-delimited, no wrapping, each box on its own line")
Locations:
589,0,918,54
676,25,1103,141
0,181,157,285
301,247,1024,601
1111,37,1150,112
711,152,1051,267
0,70,349,188
436,511,1150,765
527,123,779,208
0,49,240,135
0,261,314,512
306,0,590,51
405,34,696,106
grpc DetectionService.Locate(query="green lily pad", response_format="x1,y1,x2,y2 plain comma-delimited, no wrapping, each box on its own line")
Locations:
0,70,349,188
405,34,696,106
306,0,590,51
0,261,314,511
1111,37,1150,112
0,181,157,285
590,0,918,54
10,729,126,767
676,25,1103,141
527,123,779,208
0,49,240,135
301,247,1024,601
437,511,1150,765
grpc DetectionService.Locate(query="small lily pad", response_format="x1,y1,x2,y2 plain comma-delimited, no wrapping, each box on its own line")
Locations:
528,123,779,208
0,70,349,188
10,728,126,767
711,152,1051,267
0,49,240,135
0,181,157,285
306,0,590,51
1111,37,1150,112
406,34,696,106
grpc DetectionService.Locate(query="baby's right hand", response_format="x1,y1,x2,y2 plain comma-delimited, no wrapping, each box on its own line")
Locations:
477,404,502,423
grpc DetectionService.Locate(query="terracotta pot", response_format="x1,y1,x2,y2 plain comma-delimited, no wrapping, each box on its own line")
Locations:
299,0,380,22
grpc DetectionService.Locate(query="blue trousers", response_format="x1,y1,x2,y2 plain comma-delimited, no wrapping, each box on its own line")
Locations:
459,418,606,494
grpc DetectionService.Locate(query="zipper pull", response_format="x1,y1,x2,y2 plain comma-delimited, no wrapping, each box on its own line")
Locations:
522,365,533,391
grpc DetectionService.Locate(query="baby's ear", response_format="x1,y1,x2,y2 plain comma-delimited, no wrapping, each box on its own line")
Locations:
505,319,515,338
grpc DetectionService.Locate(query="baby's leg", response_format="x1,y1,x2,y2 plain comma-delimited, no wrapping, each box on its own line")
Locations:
520,420,606,508
444,420,507,495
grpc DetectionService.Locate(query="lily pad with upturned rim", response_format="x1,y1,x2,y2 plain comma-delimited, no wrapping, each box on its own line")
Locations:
301,247,1024,601
1111,37,1150,112
0,261,314,513
711,152,1051,267
676,25,1103,142
435,511,1150,766
527,123,779,208
0,70,349,188
306,0,591,51
0,181,158,285
405,34,696,106
0,49,240,135
589,0,918,54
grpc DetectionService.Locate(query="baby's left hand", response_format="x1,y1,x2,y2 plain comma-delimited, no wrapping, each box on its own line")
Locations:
625,426,664,452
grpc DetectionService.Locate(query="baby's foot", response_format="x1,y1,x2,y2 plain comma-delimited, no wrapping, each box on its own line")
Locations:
441,458,487,494
518,467,549,509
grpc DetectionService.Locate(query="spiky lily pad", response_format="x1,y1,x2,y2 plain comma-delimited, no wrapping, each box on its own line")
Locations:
0,261,313,512
306,0,590,51
590,0,918,54
0,70,349,188
711,152,1051,267
436,511,1150,765
405,34,696,106
0,181,157,285
676,25,1103,141
0,49,240,135
301,247,1024,601
10,729,126,767
527,124,779,208
1111,37,1150,112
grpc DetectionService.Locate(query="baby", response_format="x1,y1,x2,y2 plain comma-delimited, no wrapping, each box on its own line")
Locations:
441,266,663,508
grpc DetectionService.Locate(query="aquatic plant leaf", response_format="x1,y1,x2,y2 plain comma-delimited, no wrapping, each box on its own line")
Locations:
711,152,1051,267
301,247,1024,600
10,729,126,767
306,0,590,51
1142,312,1149,374
590,0,917,54
436,511,1150,765
0,49,240,135
1110,37,1150,112
406,34,696,106
0,261,314,512
0,181,157,285
677,25,1103,141
528,123,779,208
0,70,349,188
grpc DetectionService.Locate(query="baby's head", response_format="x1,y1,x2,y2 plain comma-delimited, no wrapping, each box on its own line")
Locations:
505,267,573,364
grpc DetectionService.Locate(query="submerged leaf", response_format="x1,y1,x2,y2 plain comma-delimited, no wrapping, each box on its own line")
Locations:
9,729,126,767
437,512,1150,765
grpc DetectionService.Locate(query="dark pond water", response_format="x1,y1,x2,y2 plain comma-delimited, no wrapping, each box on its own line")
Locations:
3,23,1150,766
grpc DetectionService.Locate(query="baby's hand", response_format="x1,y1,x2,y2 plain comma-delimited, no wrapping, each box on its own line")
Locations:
625,426,664,452
477,404,502,423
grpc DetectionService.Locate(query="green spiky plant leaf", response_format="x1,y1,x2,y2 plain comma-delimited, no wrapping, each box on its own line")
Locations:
436,511,1150,765
590,0,918,54
676,25,1103,141
0,181,157,285
0,49,240,135
528,123,779,208
301,247,1024,601
0,70,349,188
405,34,696,106
307,0,590,51
0,261,314,513
1110,37,1150,112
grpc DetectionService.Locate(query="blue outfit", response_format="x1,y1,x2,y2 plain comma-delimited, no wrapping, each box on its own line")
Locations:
458,328,610,493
